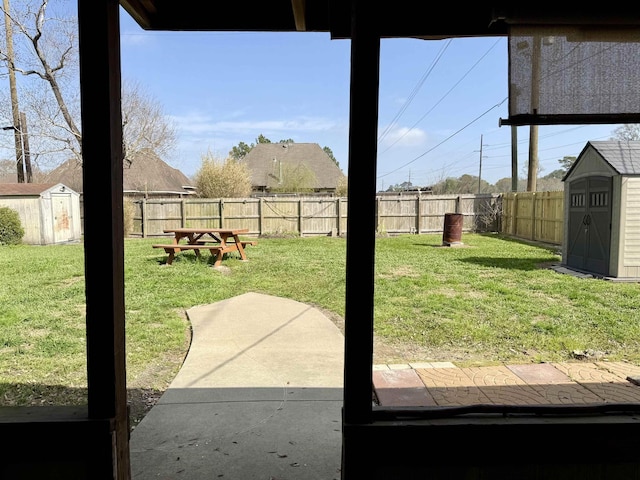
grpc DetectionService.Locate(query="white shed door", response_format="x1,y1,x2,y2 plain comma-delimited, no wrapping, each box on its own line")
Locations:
52,193,74,243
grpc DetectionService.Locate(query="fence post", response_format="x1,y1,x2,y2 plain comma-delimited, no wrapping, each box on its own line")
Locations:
298,198,303,236
375,196,381,233
336,197,342,236
531,192,537,241
259,198,264,236
219,199,224,228
142,198,147,238
511,194,518,236
180,199,186,227
415,195,421,234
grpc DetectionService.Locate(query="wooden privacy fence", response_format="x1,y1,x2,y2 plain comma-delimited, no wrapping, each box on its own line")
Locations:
500,191,564,245
126,194,503,238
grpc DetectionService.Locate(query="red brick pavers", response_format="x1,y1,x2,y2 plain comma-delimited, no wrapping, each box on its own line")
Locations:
372,362,640,407
372,368,437,406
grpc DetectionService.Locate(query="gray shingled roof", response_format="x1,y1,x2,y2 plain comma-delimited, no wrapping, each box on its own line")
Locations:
241,143,345,190
588,140,640,175
41,149,194,194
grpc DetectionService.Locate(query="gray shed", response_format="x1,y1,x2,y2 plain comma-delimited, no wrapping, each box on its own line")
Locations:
561,140,640,280
0,183,82,245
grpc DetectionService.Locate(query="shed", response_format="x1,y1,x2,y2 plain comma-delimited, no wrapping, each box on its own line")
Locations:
562,140,640,280
0,183,82,245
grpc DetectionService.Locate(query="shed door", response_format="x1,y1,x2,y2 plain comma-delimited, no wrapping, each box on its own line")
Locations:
566,176,612,275
51,193,74,243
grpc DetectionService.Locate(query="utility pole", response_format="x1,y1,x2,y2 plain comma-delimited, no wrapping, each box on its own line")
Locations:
3,0,24,183
478,134,483,194
527,124,538,192
511,126,518,192
527,34,541,192
20,111,32,182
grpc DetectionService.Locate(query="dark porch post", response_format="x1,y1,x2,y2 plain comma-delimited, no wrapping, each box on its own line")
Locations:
342,0,380,425
78,0,129,478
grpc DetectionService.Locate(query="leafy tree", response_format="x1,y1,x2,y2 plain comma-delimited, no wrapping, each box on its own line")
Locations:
323,146,339,167
385,181,416,192
544,169,566,180
494,177,516,193
194,151,252,198
431,177,460,194
536,176,563,192
557,155,576,174
612,124,640,141
229,141,253,161
228,134,273,160
270,163,316,193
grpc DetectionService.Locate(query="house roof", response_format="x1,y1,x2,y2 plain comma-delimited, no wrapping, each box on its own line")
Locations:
587,141,640,175
241,143,345,190
42,150,195,194
0,183,62,196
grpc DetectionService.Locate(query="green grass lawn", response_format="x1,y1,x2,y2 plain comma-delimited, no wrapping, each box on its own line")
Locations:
2,232,640,414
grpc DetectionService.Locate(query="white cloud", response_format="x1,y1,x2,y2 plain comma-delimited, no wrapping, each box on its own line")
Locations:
380,126,427,148
168,112,344,136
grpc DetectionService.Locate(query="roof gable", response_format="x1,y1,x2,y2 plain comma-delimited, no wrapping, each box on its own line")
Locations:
241,143,345,189
563,140,640,181
587,140,640,175
41,150,195,194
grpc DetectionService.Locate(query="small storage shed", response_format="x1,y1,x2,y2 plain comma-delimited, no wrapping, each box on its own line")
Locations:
0,183,81,245
562,140,640,280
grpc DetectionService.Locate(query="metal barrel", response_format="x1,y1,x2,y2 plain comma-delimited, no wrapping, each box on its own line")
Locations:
442,213,463,245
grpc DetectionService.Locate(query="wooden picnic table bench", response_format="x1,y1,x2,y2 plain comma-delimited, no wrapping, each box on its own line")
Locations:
152,228,256,267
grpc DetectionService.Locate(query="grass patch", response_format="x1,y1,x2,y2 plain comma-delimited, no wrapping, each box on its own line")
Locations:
2,233,639,424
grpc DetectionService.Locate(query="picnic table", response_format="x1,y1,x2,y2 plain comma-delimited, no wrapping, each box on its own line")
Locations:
152,227,256,267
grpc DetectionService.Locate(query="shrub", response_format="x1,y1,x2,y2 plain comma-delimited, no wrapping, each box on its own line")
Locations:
194,152,252,198
0,206,25,245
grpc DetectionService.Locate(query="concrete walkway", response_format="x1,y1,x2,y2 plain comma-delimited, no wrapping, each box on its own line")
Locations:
129,292,345,480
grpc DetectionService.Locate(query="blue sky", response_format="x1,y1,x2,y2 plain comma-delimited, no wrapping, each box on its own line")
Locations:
119,8,616,190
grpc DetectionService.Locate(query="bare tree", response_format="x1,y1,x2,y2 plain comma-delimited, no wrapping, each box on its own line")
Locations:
122,79,176,165
0,0,175,170
612,124,640,141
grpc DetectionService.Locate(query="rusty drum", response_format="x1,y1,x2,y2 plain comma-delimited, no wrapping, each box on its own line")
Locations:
442,213,463,246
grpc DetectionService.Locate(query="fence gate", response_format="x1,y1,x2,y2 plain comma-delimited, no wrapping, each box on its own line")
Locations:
566,176,612,275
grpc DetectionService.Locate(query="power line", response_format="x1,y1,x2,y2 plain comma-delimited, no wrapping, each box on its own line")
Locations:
377,39,452,144
378,96,508,179
379,38,503,155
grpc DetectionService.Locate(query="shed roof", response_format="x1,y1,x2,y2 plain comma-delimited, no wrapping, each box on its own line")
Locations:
0,183,63,196
242,143,345,189
564,140,640,181
588,141,640,175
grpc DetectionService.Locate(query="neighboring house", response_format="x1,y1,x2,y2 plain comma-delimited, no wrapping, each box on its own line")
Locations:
241,142,345,194
41,149,196,197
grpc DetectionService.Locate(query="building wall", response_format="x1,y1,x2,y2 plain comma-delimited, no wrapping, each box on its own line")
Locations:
0,196,45,245
0,187,81,245
615,176,640,279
